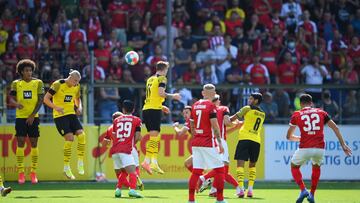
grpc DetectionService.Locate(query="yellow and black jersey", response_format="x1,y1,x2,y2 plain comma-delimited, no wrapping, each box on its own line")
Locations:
235,105,265,144
10,78,44,118
142,74,167,110
48,79,80,118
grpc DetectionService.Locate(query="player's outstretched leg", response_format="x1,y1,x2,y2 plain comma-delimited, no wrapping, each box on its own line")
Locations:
0,176,11,197
291,165,309,203
184,156,193,173
199,172,213,193
76,131,86,175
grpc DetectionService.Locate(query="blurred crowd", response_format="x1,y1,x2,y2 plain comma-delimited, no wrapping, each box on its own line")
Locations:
0,0,359,123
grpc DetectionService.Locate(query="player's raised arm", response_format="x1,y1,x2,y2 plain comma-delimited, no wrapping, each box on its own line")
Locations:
327,120,352,156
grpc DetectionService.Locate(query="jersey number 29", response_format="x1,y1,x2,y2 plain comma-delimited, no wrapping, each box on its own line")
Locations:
116,122,132,140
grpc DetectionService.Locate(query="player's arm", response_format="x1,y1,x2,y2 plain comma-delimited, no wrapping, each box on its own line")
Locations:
210,117,224,154
189,119,195,137
74,86,82,115
230,106,249,122
43,82,64,114
8,81,24,109
173,122,189,135
162,105,170,114
134,124,142,143
157,76,181,100
26,80,45,125
286,125,300,142
327,119,352,156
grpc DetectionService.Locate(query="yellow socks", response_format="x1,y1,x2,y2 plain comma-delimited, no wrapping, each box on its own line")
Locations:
77,132,86,161
236,167,245,189
0,175,3,187
145,136,157,163
248,167,257,190
31,147,39,172
16,147,25,173
64,141,73,167
151,136,160,163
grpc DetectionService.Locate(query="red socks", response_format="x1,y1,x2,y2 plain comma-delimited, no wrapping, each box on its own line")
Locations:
129,172,137,190
311,165,321,195
213,167,225,201
117,171,129,189
188,168,203,201
224,165,238,187
291,166,305,191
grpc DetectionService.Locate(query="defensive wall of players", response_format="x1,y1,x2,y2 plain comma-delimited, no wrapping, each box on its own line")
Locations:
0,124,359,181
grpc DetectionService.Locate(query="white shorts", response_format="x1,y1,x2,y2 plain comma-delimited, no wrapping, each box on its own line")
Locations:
291,148,325,166
112,153,136,169
192,147,224,170
131,148,139,167
220,139,229,163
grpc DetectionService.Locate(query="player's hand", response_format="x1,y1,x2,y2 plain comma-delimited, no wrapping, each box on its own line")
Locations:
342,144,352,156
26,114,35,125
172,93,181,101
17,103,24,109
55,106,64,115
162,106,170,114
76,107,82,116
218,144,224,154
172,122,179,127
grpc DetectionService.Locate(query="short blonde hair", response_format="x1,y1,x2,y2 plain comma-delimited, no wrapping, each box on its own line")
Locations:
156,61,169,71
203,83,216,91
69,69,81,79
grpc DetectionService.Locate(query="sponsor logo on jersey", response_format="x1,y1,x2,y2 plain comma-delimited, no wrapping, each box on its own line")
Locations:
23,91,32,99
64,95,73,102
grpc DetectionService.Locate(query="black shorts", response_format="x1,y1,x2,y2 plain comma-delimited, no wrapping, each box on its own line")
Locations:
15,118,40,137
234,140,260,162
54,114,83,136
142,109,162,132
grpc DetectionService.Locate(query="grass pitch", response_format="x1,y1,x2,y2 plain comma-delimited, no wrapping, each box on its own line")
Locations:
3,181,360,203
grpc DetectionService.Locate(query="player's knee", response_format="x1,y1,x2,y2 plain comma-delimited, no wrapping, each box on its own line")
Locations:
192,168,203,176
16,137,26,147
291,163,300,168
29,139,38,147
214,167,225,174
64,134,75,141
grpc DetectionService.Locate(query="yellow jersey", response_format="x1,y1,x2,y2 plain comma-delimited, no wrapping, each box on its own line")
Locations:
10,78,44,118
235,105,265,144
142,74,167,110
49,79,80,118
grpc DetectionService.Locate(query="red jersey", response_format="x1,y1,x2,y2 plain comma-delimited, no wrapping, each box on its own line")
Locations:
216,105,230,140
277,62,298,84
260,51,277,75
64,29,87,52
246,63,269,84
290,107,330,149
107,1,129,28
191,99,217,148
48,34,63,50
94,48,111,70
108,115,142,154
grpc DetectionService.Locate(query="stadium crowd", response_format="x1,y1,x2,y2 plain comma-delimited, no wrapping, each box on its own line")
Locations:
0,0,359,123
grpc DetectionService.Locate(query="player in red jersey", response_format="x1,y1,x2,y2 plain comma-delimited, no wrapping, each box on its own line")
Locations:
104,111,144,192
188,84,225,203
103,100,143,198
198,94,241,197
286,94,352,203
172,106,193,172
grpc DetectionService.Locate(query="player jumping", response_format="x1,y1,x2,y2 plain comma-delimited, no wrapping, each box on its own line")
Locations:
230,92,265,198
286,94,352,203
44,69,86,179
9,59,44,184
188,84,225,203
141,61,181,175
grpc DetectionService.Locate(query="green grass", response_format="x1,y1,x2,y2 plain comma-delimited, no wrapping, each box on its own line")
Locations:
3,181,360,203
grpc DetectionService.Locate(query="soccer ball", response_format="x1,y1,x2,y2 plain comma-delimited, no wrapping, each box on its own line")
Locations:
124,51,139,65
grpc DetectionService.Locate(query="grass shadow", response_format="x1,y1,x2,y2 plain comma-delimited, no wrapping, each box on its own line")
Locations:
15,196,38,199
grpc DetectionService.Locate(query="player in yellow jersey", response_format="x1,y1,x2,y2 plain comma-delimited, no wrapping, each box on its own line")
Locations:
0,176,11,197
141,61,181,175
44,69,85,180
230,93,265,198
9,59,44,184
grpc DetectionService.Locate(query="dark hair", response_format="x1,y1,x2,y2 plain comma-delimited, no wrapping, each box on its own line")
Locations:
300,94,313,104
122,100,134,113
16,59,36,76
251,92,263,104
156,61,169,71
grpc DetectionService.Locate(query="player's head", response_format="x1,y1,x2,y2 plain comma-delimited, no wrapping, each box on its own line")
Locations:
202,84,216,100
182,106,192,119
122,100,135,114
300,94,313,107
16,59,36,79
67,69,81,86
112,111,123,121
212,94,221,106
249,92,263,106
156,61,170,76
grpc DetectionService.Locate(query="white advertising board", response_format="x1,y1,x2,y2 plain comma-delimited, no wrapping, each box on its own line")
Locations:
265,125,360,180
